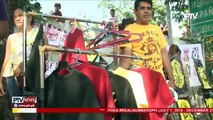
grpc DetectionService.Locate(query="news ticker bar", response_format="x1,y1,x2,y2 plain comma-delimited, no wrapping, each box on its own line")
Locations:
12,108,213,113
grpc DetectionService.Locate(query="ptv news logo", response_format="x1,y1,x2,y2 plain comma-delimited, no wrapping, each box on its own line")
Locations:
12,96,37,103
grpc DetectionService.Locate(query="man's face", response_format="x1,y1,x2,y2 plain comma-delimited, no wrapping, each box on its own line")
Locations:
110,11,115,17
134,2,152,24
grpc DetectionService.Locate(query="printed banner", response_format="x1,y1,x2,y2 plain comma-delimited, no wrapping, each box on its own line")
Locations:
179,44,204,87
44,23,68,46
167,44,205,87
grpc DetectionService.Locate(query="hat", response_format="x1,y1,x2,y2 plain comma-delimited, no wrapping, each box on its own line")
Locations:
34,2,41,9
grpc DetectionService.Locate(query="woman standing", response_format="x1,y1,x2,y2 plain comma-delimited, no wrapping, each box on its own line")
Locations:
0,7,48,120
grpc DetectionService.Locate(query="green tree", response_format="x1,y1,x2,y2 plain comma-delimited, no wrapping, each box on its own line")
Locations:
99,0,188,24
98,0,167,25
98,0,134,23
152,0,167,25
165,0,189,23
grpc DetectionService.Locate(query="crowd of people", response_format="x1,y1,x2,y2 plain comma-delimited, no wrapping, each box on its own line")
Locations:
1,0,200,120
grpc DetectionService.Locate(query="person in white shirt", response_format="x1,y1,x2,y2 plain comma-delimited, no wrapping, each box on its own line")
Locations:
110,9,117,23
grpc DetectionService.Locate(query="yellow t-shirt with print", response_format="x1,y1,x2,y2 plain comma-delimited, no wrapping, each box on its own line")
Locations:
120,23,167,76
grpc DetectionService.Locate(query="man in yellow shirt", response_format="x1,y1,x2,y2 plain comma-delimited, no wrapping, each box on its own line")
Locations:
120,0,175,89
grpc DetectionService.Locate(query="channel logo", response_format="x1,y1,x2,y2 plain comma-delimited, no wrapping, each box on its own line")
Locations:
12,96,37,108
12,96,37,103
